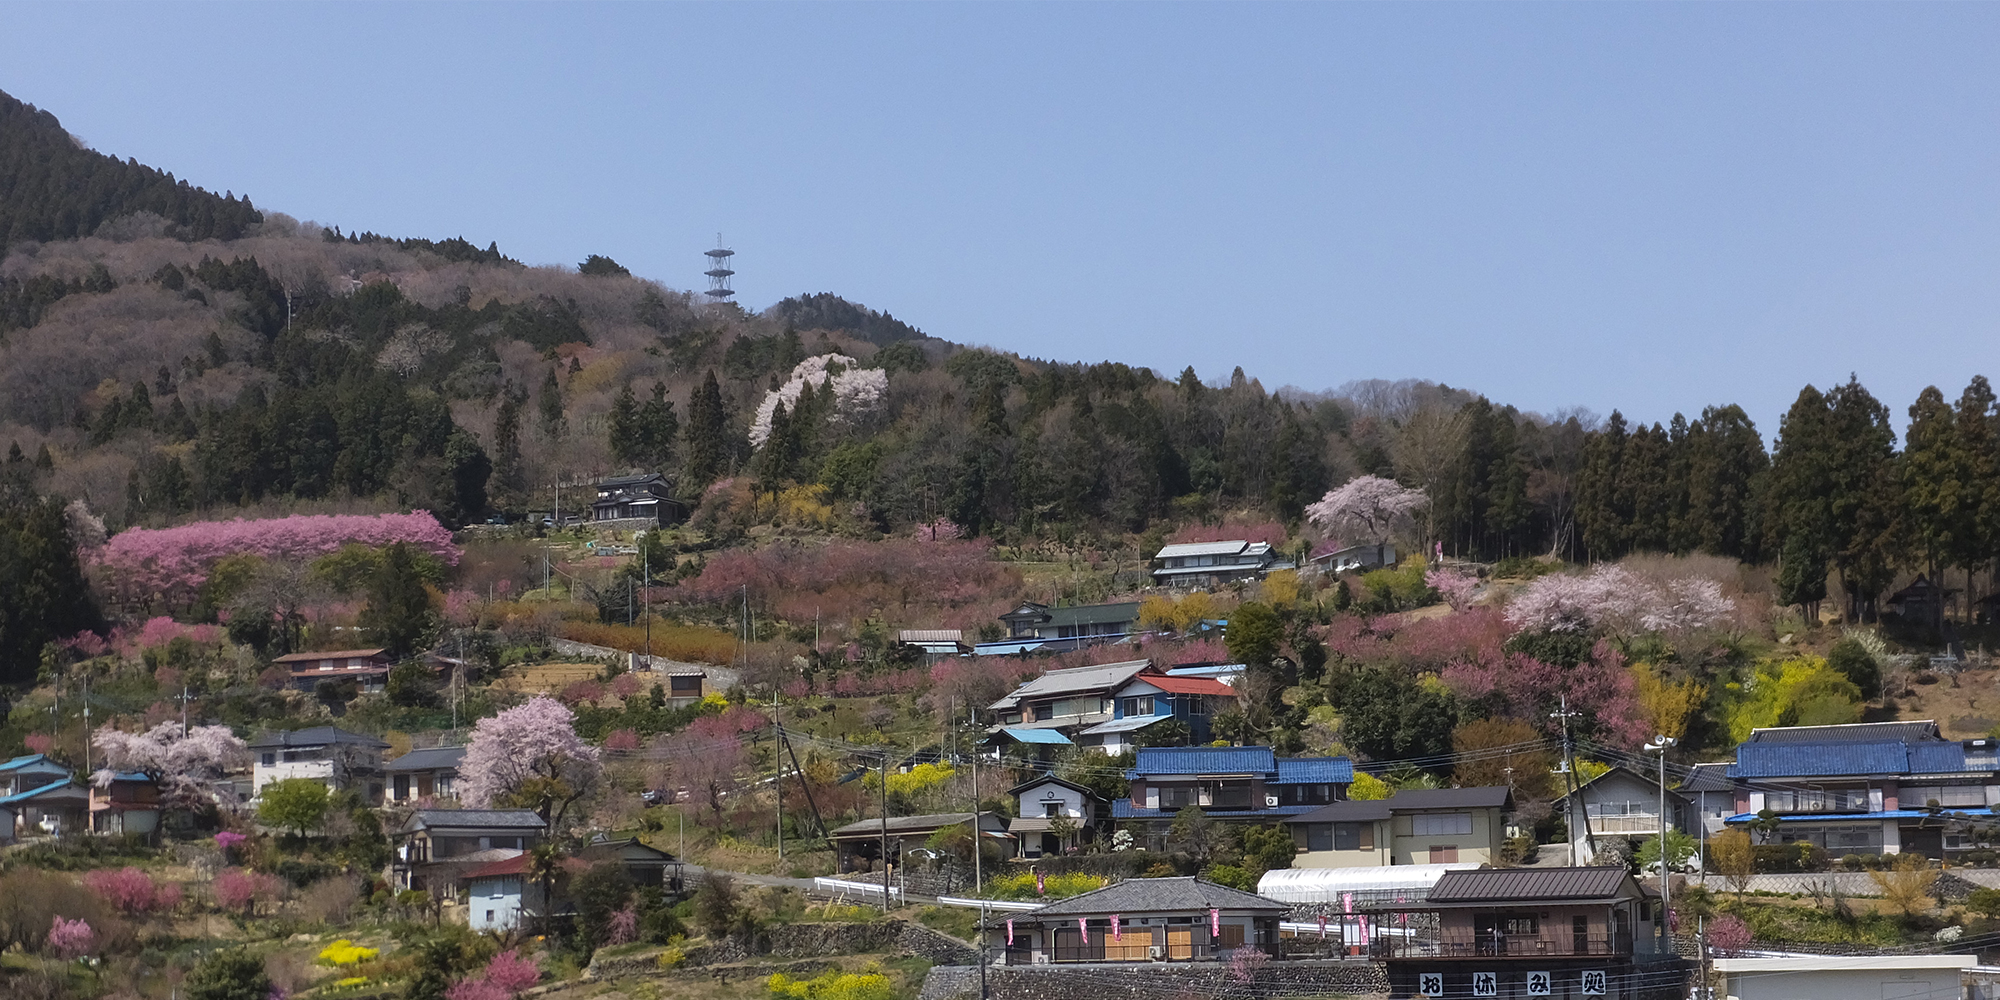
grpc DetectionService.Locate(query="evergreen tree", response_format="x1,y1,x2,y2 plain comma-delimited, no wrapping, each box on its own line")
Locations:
359,542,436,658
491,394,527,511
0,496,105,683
538,369,565,438
1903,386,1963,598
684,369,728,484
608,383,642,467
638,381,679,468
440,429,492,527
1575,410,1629,559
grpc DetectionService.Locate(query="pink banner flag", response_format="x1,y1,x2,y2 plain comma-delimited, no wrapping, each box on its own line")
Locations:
1318,913,1328,940
1079,917,1089,944
1036,870,1046,896
1111,914,1122,941
1343,891,1354,914
1006,919,1014,946
1210,908,1220,938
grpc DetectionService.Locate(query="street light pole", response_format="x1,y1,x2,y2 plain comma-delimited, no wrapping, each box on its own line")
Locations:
1644,734,1679,954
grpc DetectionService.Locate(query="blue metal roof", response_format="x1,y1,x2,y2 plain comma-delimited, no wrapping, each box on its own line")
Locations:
1131,746,1276,776
0,779,75,805
1729,741,1970,779
998,728,1074,746
972,640,1047,656
1722,808,1991,824
1277,757,1355,784
0,753,58,773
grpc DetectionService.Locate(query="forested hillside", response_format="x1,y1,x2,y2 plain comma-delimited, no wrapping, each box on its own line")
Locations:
2,84,1999,627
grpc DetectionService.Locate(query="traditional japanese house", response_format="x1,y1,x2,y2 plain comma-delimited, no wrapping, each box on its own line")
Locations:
982,876,1289,964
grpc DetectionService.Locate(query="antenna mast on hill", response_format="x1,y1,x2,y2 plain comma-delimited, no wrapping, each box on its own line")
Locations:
703,234,735,305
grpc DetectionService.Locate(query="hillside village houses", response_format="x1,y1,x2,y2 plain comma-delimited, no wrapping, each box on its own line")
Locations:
273,647,394,694
1553,766,1694,866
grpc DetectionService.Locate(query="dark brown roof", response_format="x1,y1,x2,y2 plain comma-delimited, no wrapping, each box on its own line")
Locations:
1426,867,1636,904
271,648,388,663
1286,785,1512,825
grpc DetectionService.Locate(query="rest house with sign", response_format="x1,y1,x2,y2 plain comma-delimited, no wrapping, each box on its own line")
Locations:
1365,867,1688,1000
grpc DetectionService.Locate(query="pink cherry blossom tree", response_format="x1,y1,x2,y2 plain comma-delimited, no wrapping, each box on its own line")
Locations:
90,511,458,612
1305,476,1428,546
1425,567,1478,612
459,696,601,832
749,354,888,446
93,721,248,813
1506,565,1735,637
213,867,282,915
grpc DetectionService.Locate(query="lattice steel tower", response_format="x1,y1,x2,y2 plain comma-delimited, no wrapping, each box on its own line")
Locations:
703,235,735,303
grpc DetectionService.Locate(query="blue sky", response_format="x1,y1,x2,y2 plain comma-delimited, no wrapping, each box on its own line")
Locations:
6,3,1999,439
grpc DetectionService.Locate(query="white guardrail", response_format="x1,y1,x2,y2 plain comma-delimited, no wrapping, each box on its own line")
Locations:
812,877,905,903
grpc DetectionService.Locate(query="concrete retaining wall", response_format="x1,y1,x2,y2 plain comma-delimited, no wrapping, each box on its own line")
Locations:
918,960,1389,1000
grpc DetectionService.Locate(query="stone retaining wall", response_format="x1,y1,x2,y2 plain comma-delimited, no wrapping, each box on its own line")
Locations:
585,919,975,980
918,960,1389,1000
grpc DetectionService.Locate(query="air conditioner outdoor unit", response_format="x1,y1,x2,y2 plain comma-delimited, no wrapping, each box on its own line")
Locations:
1149,945,1165,959
1032,953,1052,965
1265,794,1280,807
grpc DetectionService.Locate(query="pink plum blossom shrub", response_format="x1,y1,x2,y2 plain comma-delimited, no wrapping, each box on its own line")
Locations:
603,729,641,752
214,868,282,914
446,948,541,1000
23,732,53,755
1707,914,1752,956
46,916,94,958
1506,565,1735,636
83,866,170,914
608,906,638,945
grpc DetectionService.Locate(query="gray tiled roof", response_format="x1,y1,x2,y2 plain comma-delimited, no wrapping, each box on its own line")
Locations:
249,727,390,749
401,808,545,833
1678,762,1735,793
1745,721,1943,744
1025,877,1288,917
1426,867,1634,904
387,746,466,772
827,812,982,839
988,660,1155,710
1284,799,1394,824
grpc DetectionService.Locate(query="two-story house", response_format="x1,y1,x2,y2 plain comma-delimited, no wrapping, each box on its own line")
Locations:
386,745,464,804
1112,746,1354,844
273,648,394,694
249,727,390,804
1077,673,1238,751
91,771,161,838
1722,720,1999,858
0,754,85,842
1369,867,1686,1000
1151,540,1292,587
590,473,687,525
1554,766,1694,866
987,660,1160,737
392,807,547,892
1284,786,1513,868
1009,774,1105,858
998,602,1142,650
985,877,1290,965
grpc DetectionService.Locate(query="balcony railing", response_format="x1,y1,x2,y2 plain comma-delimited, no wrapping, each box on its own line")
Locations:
1374,933,1633,960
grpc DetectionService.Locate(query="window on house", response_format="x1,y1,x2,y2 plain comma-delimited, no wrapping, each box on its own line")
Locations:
1429,845,1459,864
1412,813,1473,836
1208,783,1252,809
1902,786,1984,809
1334,823,1365,851
1120,696,1155,718
437,775,454,797
670,676,701,694
1158,785,1198,810
1279,784,1332,806
1044,803,1062,818
1296,824,1333,852
261,753,276,767
1217,923,1245,948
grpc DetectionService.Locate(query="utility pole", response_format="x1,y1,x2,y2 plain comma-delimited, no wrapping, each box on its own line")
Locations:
643,541,651,662
774,676,784,864
180,684,190,734
1646,734,1679,954
880,749,893,910
1553,696,1597,863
